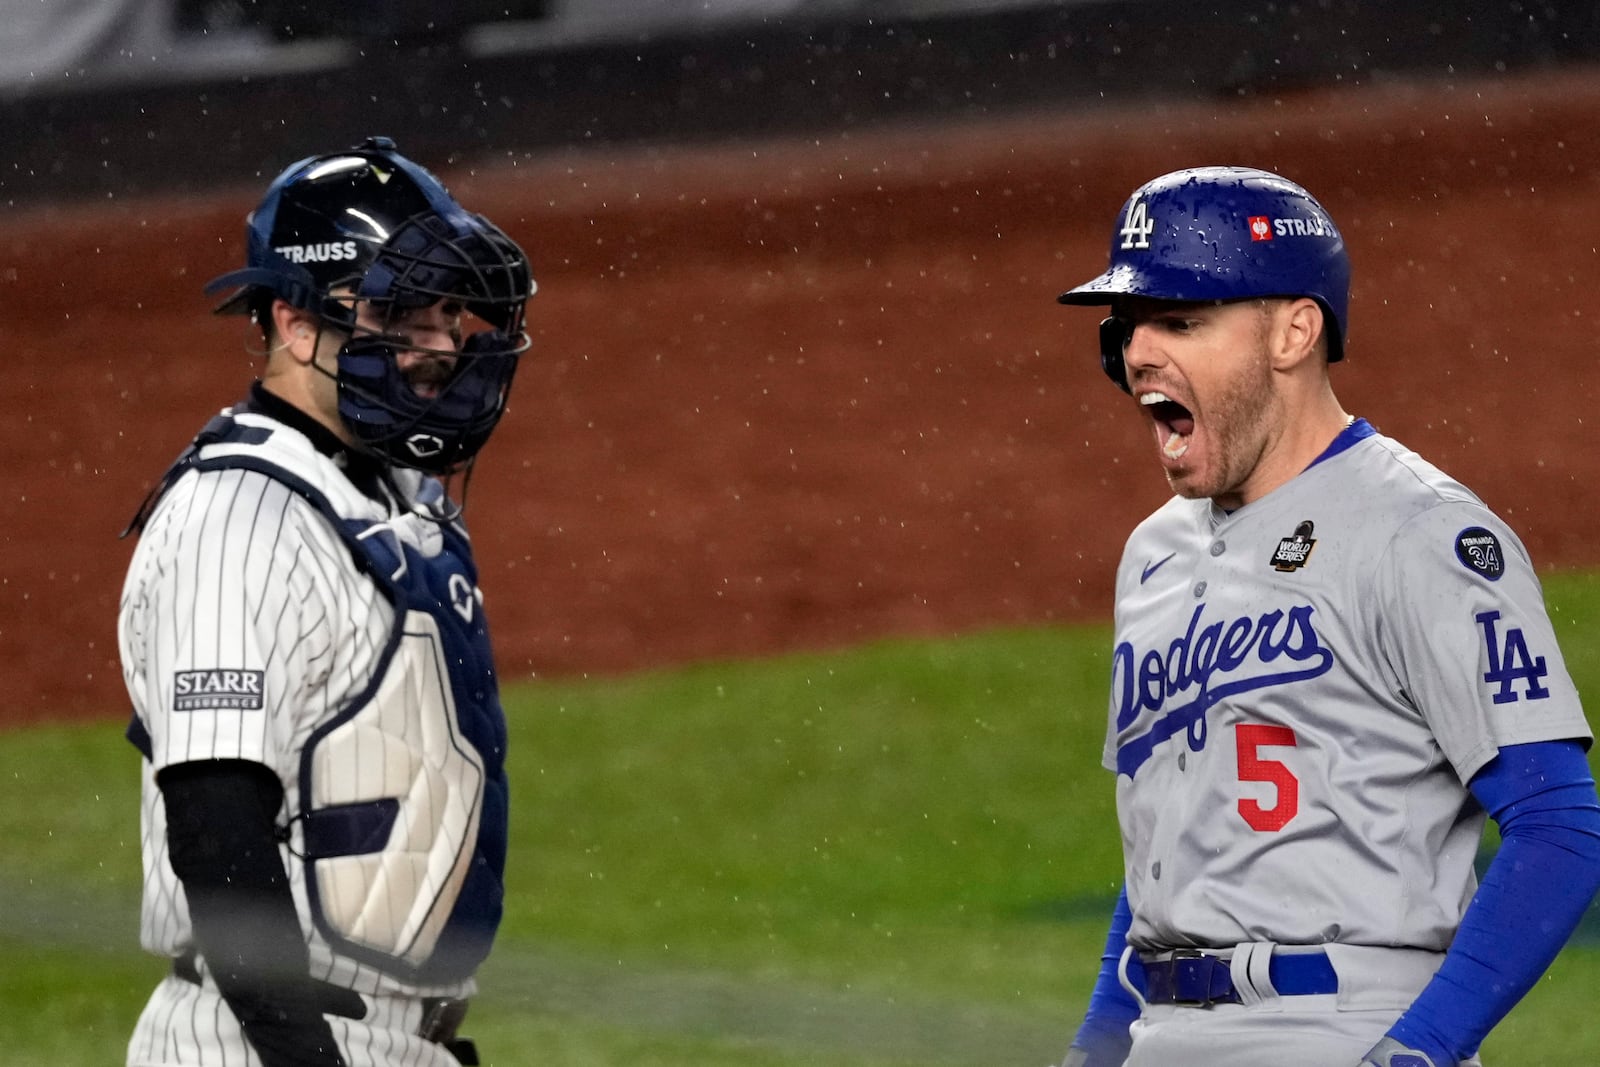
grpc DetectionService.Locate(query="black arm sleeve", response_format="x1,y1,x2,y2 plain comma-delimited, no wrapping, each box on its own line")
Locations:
159,759,363,1067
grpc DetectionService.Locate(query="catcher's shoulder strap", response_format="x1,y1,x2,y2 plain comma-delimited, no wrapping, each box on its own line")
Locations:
119,408,270,539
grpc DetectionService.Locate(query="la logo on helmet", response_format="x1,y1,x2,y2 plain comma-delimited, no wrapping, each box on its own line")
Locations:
1119,195,1155,250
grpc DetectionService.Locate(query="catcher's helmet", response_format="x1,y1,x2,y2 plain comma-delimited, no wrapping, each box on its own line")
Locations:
206,136,535,473
1058,166,1349,393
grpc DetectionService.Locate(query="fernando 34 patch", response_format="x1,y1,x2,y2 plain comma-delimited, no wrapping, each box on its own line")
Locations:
1455,527,1505,581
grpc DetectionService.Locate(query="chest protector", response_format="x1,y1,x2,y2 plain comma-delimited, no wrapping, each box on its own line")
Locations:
149,411,509,985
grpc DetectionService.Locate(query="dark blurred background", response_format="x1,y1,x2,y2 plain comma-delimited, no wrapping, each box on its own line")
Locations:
5,0,1600,207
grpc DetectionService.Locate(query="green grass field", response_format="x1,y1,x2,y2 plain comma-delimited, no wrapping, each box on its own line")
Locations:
7,572,1600,1064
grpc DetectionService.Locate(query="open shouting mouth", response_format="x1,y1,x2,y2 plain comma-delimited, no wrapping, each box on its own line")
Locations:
1141,391,1195,459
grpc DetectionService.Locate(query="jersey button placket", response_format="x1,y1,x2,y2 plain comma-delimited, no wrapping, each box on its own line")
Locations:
1193,541,1222,600
1181,547,1218,772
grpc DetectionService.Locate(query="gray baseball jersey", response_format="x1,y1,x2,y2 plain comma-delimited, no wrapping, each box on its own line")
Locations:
119,407,508,1066
1106,421,1591,953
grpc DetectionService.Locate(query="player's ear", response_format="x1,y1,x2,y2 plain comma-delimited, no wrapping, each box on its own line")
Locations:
1271,297,1325,370
269,300,319,365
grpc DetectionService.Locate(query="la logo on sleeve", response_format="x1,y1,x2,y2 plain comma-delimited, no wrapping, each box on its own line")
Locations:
1475,611,1550,705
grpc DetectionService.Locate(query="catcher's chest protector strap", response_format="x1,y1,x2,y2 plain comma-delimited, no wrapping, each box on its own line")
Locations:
188,411,509,985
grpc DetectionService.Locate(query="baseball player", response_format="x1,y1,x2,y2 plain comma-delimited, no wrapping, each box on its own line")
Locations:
116,137,533,1067
1052,166,1600,1066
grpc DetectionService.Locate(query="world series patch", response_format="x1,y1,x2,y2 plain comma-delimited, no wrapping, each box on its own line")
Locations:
1270,520,1317,572
1455,526,1505,581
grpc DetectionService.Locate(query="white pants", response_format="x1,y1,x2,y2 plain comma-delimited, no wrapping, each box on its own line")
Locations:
127,975,465,1067
1119,943,1485,1067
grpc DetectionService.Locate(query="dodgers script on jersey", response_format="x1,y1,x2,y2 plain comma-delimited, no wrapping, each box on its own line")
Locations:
1107,420,1592,954
118,410,508,1067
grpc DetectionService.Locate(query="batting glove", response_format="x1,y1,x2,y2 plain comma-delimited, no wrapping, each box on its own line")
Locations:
1359,1037,1437,1067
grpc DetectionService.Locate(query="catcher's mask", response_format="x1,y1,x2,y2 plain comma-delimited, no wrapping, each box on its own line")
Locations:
205,136,535,473
1058,165,1349,393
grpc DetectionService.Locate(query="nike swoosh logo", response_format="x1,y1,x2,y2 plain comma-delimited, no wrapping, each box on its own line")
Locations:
1141,553,1176,584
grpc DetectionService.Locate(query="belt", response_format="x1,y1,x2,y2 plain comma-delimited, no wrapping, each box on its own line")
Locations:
171,951,480,1065
1139,948,1338,1006
420,998,481,1066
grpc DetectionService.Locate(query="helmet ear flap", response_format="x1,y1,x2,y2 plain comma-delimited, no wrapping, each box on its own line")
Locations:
1099,316,1133,394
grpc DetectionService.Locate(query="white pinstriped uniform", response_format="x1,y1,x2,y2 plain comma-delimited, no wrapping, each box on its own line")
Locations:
119,409,501,1067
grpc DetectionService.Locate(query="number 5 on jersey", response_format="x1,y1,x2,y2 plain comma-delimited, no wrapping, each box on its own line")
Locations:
1236,723,1299,831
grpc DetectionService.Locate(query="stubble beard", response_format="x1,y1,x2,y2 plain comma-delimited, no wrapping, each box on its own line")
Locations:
1169,341,1276,504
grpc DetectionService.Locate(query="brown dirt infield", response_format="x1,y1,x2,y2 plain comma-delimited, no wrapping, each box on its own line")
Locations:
6,67,1600,727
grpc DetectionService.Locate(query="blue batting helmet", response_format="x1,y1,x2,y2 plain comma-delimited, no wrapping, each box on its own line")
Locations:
1058,166,1349,392
206,136,535,473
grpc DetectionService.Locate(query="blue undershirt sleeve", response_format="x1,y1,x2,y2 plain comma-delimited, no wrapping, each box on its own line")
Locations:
1065,885,1139,1065
1384,739,1600,1064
